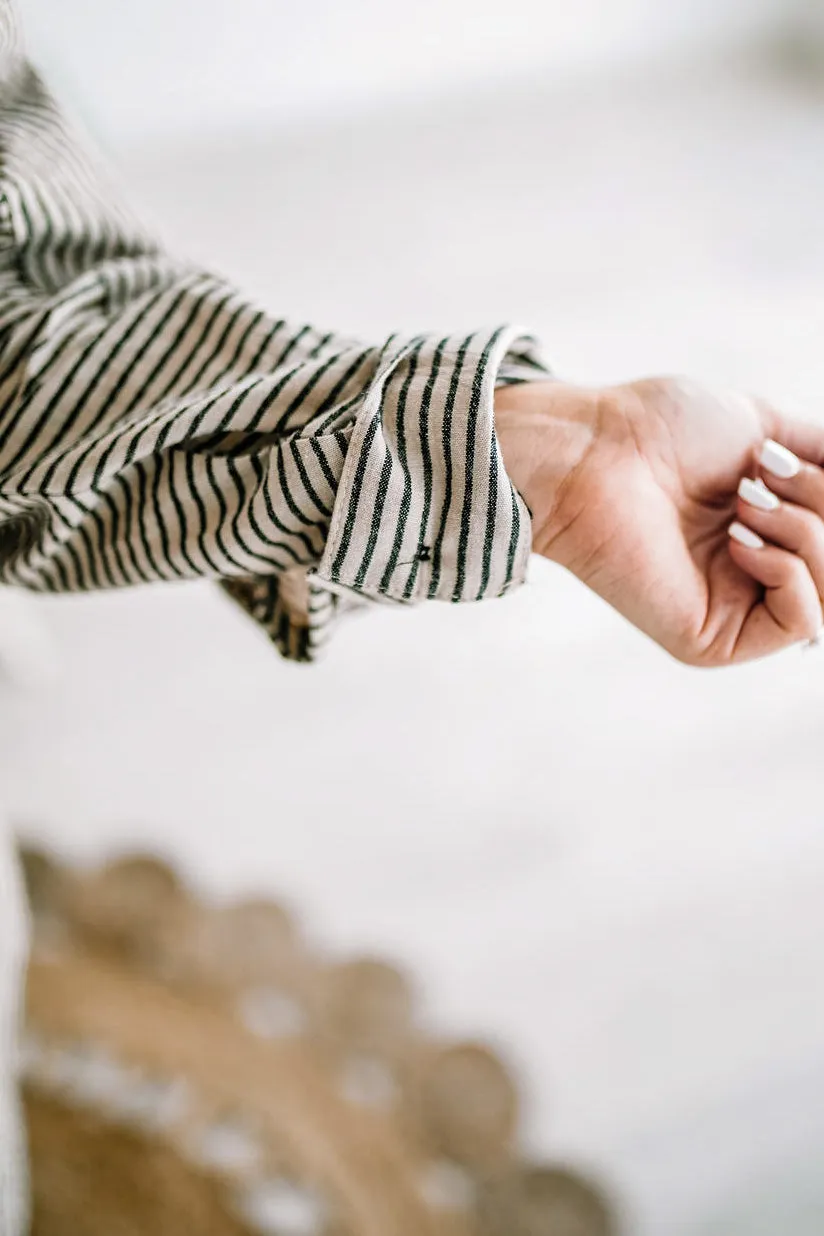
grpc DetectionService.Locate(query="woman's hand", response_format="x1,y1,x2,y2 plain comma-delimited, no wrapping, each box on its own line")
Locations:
495,377,824,665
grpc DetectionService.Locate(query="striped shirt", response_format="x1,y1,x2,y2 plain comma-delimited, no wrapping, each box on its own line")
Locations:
0,14,549,664
0,3,549,1229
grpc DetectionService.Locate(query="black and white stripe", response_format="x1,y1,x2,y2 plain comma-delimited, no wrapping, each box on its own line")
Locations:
0,4,553,1227
0,58,549,657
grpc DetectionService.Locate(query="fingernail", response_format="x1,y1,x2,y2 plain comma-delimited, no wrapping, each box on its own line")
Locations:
759,439,801,480
729,521,765,550
738,477,780,511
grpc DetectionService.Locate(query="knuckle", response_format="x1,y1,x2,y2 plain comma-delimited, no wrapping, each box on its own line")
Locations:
787,556,810,589
775,553,809,595
798,464,824,511
802,612,824,643
790,507,824,556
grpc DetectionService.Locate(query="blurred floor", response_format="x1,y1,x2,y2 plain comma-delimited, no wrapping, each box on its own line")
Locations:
2,51,824,1235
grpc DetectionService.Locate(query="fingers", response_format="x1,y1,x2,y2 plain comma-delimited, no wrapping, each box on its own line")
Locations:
755,437,824,516
736,477,824,598
730,435,824,647
758,404,824,469
727,526,823,649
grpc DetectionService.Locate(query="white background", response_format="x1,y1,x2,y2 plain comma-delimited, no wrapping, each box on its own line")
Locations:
15,0,810,143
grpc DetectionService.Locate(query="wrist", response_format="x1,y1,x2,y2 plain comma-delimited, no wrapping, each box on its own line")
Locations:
494,381,602,561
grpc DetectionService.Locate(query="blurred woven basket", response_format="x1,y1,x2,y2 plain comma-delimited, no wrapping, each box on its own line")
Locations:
20,845,620,1236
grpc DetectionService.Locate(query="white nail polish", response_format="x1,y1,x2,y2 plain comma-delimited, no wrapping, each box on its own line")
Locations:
759,439,801,480
738,477,780,511
729,521,765,550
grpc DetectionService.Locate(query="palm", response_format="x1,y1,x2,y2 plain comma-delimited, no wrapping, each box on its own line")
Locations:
582,380,770,663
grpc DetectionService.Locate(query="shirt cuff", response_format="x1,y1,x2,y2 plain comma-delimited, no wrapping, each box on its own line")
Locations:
314,325,550,608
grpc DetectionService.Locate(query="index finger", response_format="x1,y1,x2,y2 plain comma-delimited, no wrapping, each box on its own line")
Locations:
756,398,824,467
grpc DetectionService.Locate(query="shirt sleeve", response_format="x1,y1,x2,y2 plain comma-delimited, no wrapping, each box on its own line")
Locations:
0,41,553,663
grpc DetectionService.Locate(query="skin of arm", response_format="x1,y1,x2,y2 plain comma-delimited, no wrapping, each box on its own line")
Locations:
495,377,824,665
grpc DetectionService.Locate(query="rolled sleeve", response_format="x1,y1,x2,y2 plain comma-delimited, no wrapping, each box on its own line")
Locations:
315,325,550,609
